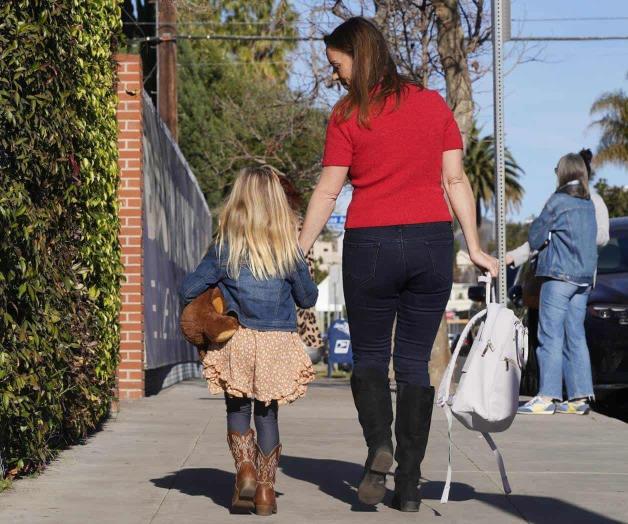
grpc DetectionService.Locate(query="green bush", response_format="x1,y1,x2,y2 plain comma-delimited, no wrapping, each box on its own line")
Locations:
0,1,122,477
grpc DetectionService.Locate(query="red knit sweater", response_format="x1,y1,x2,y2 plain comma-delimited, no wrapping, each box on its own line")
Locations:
322,86,463,229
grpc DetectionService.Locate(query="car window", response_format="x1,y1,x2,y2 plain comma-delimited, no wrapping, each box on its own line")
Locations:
598,229,628,274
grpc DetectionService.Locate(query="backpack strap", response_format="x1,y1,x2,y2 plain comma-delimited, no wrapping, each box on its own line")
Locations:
482,432,512,495
439,308,487,405
439,308,487,504
440,424,513,503
440,403,454,503
478,273,496,304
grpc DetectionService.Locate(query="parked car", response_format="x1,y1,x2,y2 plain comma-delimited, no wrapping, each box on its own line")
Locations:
508,217,628,395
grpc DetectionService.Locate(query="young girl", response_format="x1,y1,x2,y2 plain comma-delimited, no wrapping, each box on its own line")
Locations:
180,166,318,515
517,153,598,415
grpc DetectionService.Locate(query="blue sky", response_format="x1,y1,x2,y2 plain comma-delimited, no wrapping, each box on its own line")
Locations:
292,0,628,222
475,0,628,221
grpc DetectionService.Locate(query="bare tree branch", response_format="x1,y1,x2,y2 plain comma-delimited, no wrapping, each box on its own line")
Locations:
331,0,353,21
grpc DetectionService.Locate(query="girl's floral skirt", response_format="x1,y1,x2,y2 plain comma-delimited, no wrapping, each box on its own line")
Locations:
199,327,315,405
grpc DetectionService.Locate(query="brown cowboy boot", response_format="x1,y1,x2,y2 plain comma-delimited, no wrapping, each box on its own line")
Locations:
254,443,281,516
227,429,257,513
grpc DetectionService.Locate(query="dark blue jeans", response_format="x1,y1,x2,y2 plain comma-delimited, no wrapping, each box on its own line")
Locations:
343,222,454,386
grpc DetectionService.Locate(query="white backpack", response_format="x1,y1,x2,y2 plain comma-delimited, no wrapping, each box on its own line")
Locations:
437,275,528,503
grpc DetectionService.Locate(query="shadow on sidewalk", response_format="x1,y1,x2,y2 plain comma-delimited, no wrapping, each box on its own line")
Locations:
149,463,622,522
150,468,286,513
421,481,625,523
151,469,234,510
280,454,386,512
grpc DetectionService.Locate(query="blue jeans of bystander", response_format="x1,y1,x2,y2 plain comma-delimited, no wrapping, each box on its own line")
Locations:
537,279,594,400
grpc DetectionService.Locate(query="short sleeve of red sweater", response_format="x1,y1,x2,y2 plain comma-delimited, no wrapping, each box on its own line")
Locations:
440,98,464,152
322,115,353,167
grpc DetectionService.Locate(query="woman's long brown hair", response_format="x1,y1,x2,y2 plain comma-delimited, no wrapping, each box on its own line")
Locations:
324,17,417,128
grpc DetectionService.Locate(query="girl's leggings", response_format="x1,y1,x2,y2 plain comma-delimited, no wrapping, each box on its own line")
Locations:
225,394,279,454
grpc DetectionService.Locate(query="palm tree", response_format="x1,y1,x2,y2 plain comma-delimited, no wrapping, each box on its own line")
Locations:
464,121,525,226
590,88,628,170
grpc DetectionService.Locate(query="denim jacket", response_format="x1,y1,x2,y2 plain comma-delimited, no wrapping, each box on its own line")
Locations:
179,243,319,332
528,192,598,285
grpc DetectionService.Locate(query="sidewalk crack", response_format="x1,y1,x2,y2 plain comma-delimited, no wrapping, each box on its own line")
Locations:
149,416,213,523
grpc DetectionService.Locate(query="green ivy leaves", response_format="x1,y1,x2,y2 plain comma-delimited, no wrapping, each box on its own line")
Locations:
0,0,123,479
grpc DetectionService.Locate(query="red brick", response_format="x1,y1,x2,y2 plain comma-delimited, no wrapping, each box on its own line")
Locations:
122,216,142,227
117,72,141,83
118,130,142,141
123,120,142,132
122,283,143,293
120,230,142,238
116,110,140,121
121,197,142,208
118,100,141,111
119,209,141,218
122,255,142,267
119,180,142,192
121,292,142,301
123,312,144,323
123,296,142,306
122,238,138,249
120,370,143,380
119,169,142,179
122,245,142,255
123,61,142,73
118,360,143,371
121,159,142,170
118,189,141,199
120,376,144,389
119,149,140,160
120,304,143,315
120,347,143,357
120,319,142,330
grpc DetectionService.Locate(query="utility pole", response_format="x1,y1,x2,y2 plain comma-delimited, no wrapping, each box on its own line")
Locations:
157,0,177,141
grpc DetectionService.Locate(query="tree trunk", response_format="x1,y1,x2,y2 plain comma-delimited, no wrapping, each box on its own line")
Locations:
428,0,475,387
432,0,474,146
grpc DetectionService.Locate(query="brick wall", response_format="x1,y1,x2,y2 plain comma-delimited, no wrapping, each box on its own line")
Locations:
115,54,145,400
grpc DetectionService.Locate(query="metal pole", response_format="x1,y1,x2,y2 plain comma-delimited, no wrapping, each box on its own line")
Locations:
492,0,507,303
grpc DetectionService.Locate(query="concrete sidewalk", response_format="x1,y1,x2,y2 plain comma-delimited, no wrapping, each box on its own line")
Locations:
1,378,627,524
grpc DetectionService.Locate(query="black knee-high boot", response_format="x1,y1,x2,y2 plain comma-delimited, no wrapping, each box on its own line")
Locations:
350,367,394,505
392,383,434,512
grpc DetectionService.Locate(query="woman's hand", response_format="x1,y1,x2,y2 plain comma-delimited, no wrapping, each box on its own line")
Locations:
470,249,499,278
298,166,348,253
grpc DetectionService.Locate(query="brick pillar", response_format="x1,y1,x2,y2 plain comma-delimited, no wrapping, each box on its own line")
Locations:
115,54,145,400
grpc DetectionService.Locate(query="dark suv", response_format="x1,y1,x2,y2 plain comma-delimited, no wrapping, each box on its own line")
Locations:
508,217,628,395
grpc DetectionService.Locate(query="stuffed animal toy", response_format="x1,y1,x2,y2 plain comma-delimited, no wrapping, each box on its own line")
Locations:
179,287,239,348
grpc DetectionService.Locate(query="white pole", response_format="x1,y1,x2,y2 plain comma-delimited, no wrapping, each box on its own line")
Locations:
492,0,508,303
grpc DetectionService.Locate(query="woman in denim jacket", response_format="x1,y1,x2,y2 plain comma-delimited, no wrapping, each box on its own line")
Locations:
518,153,598,415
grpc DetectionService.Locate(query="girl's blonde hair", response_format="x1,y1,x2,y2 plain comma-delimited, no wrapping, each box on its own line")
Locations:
555,153,590,199
216,166,302,280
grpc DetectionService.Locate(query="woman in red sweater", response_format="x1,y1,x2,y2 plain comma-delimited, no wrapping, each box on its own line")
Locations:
298,17,497,512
